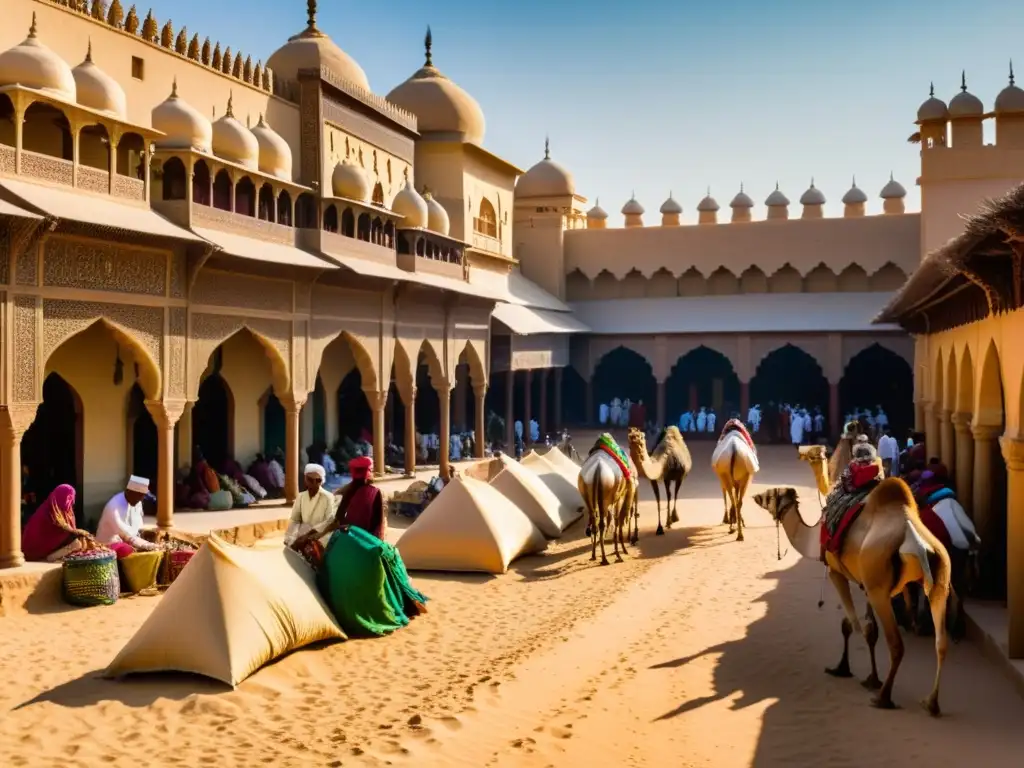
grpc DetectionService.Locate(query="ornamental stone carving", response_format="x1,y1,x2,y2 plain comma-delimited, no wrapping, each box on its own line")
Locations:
14,241,38,287
0,227,10,285
192,271,292,314
43,238,167,296
13,296,38,402
299,78,322,187
170,252,186,299
293,320,308,396
168,307,187,399
188,312,291,398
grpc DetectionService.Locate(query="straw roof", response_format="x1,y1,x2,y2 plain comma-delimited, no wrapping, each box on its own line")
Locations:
874,182,1024,331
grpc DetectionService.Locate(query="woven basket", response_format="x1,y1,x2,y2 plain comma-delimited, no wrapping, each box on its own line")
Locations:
119,550,164,594
165,548,195,584
62,549,120,607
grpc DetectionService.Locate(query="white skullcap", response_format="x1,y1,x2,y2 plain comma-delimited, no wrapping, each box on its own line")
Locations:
127,475,150,493
304,463,326,480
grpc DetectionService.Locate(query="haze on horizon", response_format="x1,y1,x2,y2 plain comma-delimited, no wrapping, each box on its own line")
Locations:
181,0,1023,220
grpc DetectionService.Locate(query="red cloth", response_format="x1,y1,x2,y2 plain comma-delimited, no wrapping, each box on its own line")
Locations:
349,456,373,481
343,483,385,539
918,504,952,553
820,501,867,556
628,403,645,429
22,484,77,562
110,541,136,559
848,462,881,490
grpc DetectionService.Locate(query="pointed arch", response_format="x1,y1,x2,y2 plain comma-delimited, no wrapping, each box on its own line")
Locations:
933,347,944,406
190,323,291,400
621,268,647,298
976,340,1005,426
457,339,487,389
592,269,620,300
956,345,974,414
837,264,869,292
313,329,379,394
868,262,908,291
944,346,958,413
707,266,739,295
566,268,591,301
804,263,838,293
739,266,768,293
767,264,802,293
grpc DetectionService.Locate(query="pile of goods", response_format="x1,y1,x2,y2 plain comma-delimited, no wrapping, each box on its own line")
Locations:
389,477,445,519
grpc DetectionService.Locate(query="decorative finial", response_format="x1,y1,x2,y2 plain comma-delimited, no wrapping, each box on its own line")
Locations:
29,12,37,38
775,181,780,191
1011,60,1016,87
852,175,857,187
307,0,317,29
707,186,711,196
595,197,599,206
961,70,967,92
424,26,433,67
669,189,674,199
810,176,815,187
890,170,894,181
171,77,178,98
544,136,550,160
225,92,234,118
258,112,266,126
86,38,93,63
740,182,745,193
631,189,635,200
929,81,935,98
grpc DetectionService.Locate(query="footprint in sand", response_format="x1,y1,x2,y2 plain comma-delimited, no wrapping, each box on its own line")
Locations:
549,727,573,739
438,715,463,731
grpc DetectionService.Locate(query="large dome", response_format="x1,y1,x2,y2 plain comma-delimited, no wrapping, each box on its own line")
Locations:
250,115,293,180
0,14,76,102
385,28,485,144
266,5,370,92
949,72,984,118
515,139,575,198
392,183,428,228
424,191,450,235
799,181,825,206
917,83,948,122
211,96,259,170
151,80,213,153
842,178,868,205
72,42,126,119
331,159,371,201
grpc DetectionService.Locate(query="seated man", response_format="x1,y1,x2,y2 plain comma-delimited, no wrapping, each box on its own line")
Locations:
284,464,339,549
821,437,884,560
96,475,160,552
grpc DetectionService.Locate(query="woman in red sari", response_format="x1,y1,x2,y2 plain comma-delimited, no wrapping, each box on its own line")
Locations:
22,484,95,562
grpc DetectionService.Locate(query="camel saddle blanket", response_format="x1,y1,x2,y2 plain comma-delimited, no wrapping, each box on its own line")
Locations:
594,434,635,480
820,482,879,556
719,419,755,453
917,504,953,553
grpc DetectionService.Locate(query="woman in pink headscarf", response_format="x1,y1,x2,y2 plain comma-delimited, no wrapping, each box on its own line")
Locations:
22,484,96,562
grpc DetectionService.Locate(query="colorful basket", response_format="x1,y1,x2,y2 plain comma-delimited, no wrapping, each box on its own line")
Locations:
119,550,164,594
164,548,195,584
62,549,120,607
297,538,325,571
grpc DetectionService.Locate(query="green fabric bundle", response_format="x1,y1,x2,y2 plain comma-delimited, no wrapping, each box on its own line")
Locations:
317,525,428,638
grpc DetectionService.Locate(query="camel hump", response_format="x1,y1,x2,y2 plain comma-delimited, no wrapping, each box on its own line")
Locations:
871,477,915,509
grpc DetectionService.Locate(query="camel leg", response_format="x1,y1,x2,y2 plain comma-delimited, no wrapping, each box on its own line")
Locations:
670,476,682,525
652,482,664,536
860,604,882,690
721,487,731,527
826,570,860,678
900,585,917,633
589,512,598,562
734,487,745,542
666,479,679,525
864,584,905,710
631,492,640,545
598,514,609,566
922,582,949,717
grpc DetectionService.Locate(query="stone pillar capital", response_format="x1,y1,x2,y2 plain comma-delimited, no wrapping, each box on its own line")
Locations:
951,411,973,433
362,389,387,411
0,403,40,439
972,423,1002,441
1000,435,1024,472
144,399,189,429
473,383,487,400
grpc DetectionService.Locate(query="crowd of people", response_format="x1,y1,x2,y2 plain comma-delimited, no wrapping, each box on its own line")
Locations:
598,398,648,429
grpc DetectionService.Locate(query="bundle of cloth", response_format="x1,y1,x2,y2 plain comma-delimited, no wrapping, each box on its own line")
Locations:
821,437,883,559
909,463,980,553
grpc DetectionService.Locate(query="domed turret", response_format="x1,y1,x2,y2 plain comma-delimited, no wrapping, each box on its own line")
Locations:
0,14,76,102
586,199,608,230
621,193,644,228
880,173,907,215
331,158,371,201
995,62,1024,149
211,95,259,170
392,182,428,228
842,177,867,217
659,192,682,226
697,188,719,225
515,138,575,199
765,183,790,221
423,189,450,235
250,115,293,180
799,179,825,219
729,184,754,223
917,82,949,123
266,1,370,91
995,62,1024,115
151,79,213,153
949,71,984,149
72,40,126,118
386,28,485,145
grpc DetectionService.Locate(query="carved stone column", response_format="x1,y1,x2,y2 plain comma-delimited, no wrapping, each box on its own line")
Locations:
284,398,304,503
144,400,186,530
924,401,938,458
404,387,416,477
0,404,39,568
951,412,974,512
505,369,514,449
1000,435,1024,658
474,383,486,458
523,369,533,445
454,365,468,432
656,378,666,427
553,367,563,430
364,390,386,477
972,424,1001,588
828,382,840,439
940,409,955,472
740,381,750,421
176,402,194,469
538,368,549,438
438,382,452,477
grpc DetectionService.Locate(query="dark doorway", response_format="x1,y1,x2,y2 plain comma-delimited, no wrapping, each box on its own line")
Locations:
415,362,440,434
128,383,158,492
338,368,371,441
561,366,587,426
665,346,741,426
192,373,232,468
750,344,830,414
840,344,914,437
312,375,327,447
263,390,286,456
21,372,83,521
591,347,656,417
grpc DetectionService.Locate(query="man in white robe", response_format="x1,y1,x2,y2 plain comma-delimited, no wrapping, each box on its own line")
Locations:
802,410,812,439
790,411,805,446
529,419,540,443
678,411,692,432
610,398,622,426
696,407,707,433
599,402,610,425
620,399,632,427
284,464,339,547
813,409,824,434
97,475,159,550
706,409,717,433
751,405,761,433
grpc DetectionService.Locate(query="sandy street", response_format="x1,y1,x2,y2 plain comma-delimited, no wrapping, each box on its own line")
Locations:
2,435,1023,768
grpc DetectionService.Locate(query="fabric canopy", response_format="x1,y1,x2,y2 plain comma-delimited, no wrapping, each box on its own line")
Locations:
105,536,345,687
521,451,585,513
396,476,546,574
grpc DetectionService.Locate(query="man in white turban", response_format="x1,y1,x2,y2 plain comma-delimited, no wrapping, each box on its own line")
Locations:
284,463,338,547
97,475,159,551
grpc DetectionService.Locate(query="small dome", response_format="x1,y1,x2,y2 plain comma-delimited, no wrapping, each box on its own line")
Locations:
799,180,825,206
423,190,450,235
250,115,293,180
659,192,682,215
331,159,370,201
151,80,212,152
72,41,126,118
386,28,485,144
879,174,906,199
917,83,949,122
949,72,984,118
730,185,754,208
621,194,644,216
516,138,575,198
842,178,868,205
587,199,608,220
392,182,428,228
0,14,76,102
697,190,720,212
266,7,370,92
995,64,1024,115
765,184,789,207
211,96,259,170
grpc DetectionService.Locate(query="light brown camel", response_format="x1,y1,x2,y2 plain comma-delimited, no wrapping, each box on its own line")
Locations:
711,427,758,541
627,426,692,538
578,436,636,565
751,446,952,715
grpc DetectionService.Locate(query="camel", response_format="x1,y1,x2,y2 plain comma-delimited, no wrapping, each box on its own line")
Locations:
752,450,951,716
627,426,692,537
711,420,759,541
578,435,637,565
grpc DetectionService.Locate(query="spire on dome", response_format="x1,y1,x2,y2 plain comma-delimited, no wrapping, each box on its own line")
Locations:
86,38,93,63
29,12,37,38
307,0,318,30
170,77,178,98
1011,60,1016,87
544,136,550,160
961,70,967,92
225,92,234,118
424,26,433,67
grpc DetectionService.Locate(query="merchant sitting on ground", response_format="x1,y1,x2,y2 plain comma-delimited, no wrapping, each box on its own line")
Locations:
291,456,428,637
284,464,339,551
820,435,884,561
96,475,160,553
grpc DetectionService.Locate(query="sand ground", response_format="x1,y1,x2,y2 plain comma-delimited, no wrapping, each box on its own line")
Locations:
2,433,1024,767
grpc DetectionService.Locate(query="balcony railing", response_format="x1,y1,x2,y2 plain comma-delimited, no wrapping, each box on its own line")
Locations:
473,217,498,238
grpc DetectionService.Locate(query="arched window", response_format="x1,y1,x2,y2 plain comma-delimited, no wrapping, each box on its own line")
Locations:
212,170,233,211
258,183,276,222
372,182,384,206
277,191,292,226
192,160,211,206
235,177,257,217
357,213,371,242
161,157,187,201
295,193,318,228
475,198,497,238
341,208,355,237
323,205,339,233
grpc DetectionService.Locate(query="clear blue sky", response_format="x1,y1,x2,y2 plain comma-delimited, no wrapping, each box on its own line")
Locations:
176,0,1021,219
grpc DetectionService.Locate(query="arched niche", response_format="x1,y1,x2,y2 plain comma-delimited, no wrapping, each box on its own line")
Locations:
213,169,232,211
357,212,371,242
804,263,838,293
323,204,339,233
126,382,158,487
591,269,621,300
565,269,591,301
116,132,146,178
620,268,647,298
933,347,945,406
0,94,15,147
956,345,975,414
161,156,187,201
837,264,870,292
192,159,211,205
22,101,71,160
277,190,293,226
750,343,829,419
839,343,914,437
739,266,767,294
341,207,355,237
193,369,233,470
372,182,385,206
476,198,497,237
591,346,657,413
707,266,739,295
647,267,677,297
868,262,908,291
944,347,958,413
21,372,84,520
78,122,111,172
258,183,276,222
665,345,741,424
414,340,447,435
976,340,1005,426
235,176,257,217
677,267,705,297
767,264,802,293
